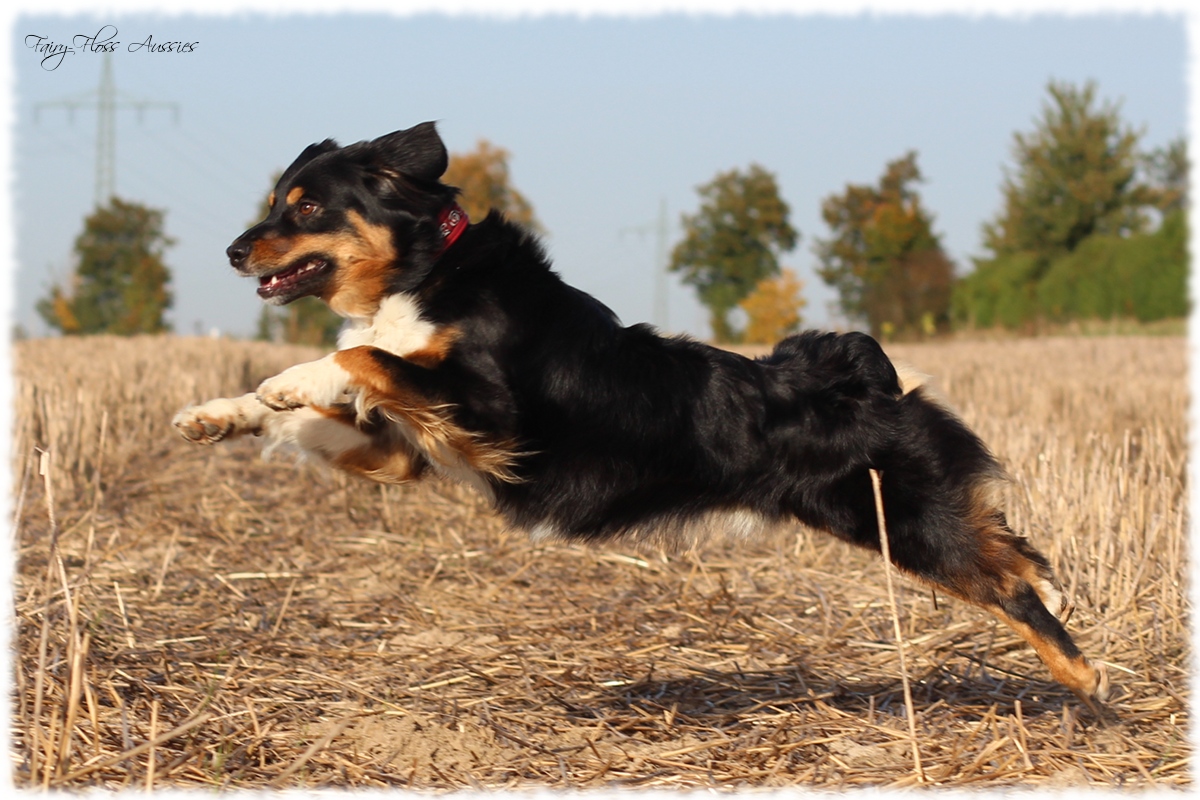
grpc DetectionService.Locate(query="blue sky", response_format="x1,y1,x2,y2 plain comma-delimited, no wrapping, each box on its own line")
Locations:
9,11,1189,339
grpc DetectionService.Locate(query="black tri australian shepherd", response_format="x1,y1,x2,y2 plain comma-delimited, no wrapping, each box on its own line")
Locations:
175,122,1107,705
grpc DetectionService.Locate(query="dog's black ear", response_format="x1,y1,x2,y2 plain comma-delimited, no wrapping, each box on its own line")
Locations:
299,139,340,163
280,139,340,184
367,122,448,183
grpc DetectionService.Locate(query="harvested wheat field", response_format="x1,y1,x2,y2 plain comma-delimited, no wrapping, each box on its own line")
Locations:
10,333,1189,789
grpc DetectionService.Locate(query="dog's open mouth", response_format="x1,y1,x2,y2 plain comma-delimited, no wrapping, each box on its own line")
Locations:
257,257,332,301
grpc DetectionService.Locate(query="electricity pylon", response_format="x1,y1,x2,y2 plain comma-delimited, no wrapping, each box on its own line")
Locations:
34,52,179,207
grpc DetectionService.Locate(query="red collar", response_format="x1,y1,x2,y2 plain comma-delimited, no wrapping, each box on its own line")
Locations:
437,203,469,251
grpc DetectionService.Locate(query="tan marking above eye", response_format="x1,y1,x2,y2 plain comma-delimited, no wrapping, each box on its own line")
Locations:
267,191,276,208
286,187,305,205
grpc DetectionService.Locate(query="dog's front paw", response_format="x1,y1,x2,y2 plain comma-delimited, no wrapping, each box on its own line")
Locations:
256,358,354,411
174,398,254,444
256,375,309,411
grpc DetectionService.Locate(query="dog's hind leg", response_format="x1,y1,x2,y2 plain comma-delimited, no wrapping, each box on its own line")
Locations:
864,469,1109,706
800,475,1108,703
856,389,1110,705
930,507,1108,706
820,489,1108,704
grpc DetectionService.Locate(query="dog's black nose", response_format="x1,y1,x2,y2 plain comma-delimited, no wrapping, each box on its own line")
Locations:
227,241,250,268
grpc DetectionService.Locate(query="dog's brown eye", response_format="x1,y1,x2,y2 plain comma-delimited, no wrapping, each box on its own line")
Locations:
297,201,318,216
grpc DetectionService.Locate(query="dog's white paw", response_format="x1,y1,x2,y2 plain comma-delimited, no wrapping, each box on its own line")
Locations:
174,398,255,444
256,370,311,411
256,358,355,411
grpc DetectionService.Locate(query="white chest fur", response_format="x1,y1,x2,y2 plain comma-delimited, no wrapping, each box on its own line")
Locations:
256,291,492,496
337,293,435,357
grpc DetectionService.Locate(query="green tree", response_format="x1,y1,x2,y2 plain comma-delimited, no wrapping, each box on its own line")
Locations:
958,81,1172,329
1143,137,1188,214
37,197,174,335
815,152,954,338
444,139,541,232
1035,210,1188,323
983,80,1153,265
669,165,798,342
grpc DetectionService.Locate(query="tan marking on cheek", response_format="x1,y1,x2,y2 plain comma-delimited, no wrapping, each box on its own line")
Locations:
322,211,398,318
250,235,296,267
404,326,460,368
241,211,394,314
239,209,396,315
286,186,305,205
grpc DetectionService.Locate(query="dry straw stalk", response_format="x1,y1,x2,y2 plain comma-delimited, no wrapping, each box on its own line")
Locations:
10,333,1190,789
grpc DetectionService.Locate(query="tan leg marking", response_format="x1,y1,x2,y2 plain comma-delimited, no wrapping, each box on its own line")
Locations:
311,404,428,484
990,607,1109,705
911,485,1106,703
403,326,460,368
333,347,521,482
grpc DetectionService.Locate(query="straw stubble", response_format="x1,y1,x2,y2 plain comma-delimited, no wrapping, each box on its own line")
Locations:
11,333,1189,789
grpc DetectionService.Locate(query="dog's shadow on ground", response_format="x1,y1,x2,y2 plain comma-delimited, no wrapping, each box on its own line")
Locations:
573,662,1082,729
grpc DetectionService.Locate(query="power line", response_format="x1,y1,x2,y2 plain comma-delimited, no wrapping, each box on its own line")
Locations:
139,125,264,208
34,52,180,207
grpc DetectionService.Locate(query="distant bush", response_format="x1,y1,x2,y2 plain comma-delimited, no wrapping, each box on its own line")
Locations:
1037,211,1187,323
952,252,1041,330
954,211,1188,329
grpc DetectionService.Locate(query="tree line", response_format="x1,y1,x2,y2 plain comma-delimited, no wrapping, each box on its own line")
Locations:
955,82,1186,330
669,79,1186,342
38,80,1187,343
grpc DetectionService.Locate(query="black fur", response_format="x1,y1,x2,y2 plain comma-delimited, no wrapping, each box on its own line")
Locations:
385,217,982,564
191,122,1108,704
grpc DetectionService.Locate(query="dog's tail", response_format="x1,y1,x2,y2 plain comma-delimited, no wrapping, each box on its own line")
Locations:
890,359,928,396
758,331,904,468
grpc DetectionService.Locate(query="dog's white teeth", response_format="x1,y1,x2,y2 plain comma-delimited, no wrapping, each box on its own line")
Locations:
263,260,322,291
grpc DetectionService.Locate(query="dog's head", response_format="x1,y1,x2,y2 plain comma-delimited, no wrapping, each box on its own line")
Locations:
227,122,459,317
